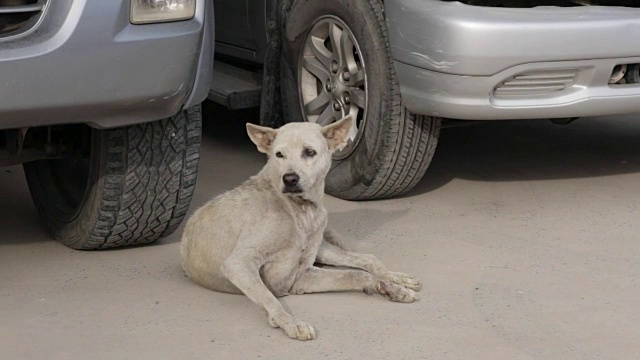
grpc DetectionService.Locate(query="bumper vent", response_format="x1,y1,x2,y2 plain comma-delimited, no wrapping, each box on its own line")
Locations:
0,0,46,39
494,69,579,97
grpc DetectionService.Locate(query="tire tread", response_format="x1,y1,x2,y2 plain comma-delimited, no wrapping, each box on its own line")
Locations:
68,107,200,249
348,0,440,200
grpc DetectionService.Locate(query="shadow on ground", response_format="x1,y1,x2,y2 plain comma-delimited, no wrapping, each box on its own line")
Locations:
405,114,640,197
199,106,640,199
0,167,48,244
201,101,260,149
3,108,640,246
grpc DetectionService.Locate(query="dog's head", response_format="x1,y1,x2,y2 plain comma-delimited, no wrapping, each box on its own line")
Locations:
246,115,354,197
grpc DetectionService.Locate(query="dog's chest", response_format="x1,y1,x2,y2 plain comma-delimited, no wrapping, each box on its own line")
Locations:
291,204,327,256
292,204,324,237
261,205,326,296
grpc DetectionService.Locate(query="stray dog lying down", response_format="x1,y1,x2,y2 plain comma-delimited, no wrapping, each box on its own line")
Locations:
180,115,421,340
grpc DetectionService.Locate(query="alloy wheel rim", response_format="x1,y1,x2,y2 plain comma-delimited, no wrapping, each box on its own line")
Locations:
298,15,368,159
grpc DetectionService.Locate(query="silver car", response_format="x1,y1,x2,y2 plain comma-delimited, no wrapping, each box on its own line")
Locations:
0,0,213,249
213,0,640,200
388,0,640,120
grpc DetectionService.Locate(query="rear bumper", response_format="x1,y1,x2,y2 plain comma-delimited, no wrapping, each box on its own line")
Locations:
386,1,640,120
0,0,212,130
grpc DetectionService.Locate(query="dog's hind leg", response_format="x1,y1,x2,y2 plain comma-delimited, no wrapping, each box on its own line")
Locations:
222,252,316,341
322,228,351,251
290,267,419,303
317,234,422,291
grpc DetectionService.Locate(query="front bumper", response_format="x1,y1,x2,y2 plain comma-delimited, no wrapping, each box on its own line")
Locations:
386,1,640,120
0,0,212,130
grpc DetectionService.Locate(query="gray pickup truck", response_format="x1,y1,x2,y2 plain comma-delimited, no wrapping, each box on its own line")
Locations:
0,0,213,249
211,0,640,200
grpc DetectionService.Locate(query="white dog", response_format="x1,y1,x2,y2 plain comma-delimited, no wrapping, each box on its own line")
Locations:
180,115,421,340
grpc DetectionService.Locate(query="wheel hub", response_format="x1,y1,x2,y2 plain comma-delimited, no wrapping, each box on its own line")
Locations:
325,74,354,107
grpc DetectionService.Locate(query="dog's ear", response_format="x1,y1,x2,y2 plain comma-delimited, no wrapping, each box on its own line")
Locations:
321,115,354,152
246,123,277,153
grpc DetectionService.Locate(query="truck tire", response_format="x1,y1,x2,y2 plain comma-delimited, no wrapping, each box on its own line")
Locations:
23,106,202,250
280,0,441,200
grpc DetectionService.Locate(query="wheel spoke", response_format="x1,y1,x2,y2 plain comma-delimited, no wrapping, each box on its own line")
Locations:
304,92,331,115
302,57,330,81
328,21,344,67
308,35,332,69
351,89,366,109
317,105,336,126
347,106,359,141
340,31,358,73
351,70,365,87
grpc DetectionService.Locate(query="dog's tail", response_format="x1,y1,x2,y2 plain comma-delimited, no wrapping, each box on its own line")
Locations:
323,228,351,252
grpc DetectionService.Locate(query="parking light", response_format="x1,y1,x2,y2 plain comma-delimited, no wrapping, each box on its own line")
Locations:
130,0,196,24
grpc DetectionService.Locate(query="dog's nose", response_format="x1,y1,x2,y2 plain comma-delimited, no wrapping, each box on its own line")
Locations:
282,173,300,187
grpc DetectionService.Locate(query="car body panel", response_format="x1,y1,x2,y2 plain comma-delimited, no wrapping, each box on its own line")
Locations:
387,1,640,76
213,0,640,120
185,0,216,109
386,0,640,119
214,0,268,63
0,0,212,130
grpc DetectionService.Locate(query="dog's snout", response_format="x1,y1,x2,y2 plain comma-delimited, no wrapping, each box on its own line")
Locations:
282,173,300,187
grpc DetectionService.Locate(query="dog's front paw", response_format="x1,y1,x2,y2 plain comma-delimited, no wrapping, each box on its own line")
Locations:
386,272,422,291
376,281,420,303
269,314,316,341
282,319,316,341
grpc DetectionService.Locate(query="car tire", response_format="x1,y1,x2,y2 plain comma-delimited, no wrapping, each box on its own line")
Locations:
23,106,202,250
280,0,441,200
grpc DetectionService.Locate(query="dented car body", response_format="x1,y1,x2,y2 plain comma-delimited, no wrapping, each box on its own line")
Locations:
386,0,640,119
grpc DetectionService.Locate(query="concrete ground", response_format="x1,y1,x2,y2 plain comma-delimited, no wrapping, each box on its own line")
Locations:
2,110,640,359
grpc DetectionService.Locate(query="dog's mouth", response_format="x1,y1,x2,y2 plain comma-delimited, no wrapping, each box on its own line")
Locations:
282,186,303,194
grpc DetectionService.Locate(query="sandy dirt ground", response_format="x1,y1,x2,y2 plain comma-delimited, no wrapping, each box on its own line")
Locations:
2,110,640,359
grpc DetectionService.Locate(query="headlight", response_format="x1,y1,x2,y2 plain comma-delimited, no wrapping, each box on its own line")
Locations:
130,0,196,24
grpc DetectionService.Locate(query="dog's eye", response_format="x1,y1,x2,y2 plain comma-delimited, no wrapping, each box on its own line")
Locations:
304,148,317,158
275,151,284,158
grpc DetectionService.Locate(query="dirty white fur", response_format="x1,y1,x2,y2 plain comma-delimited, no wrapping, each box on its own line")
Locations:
180,116,421,340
